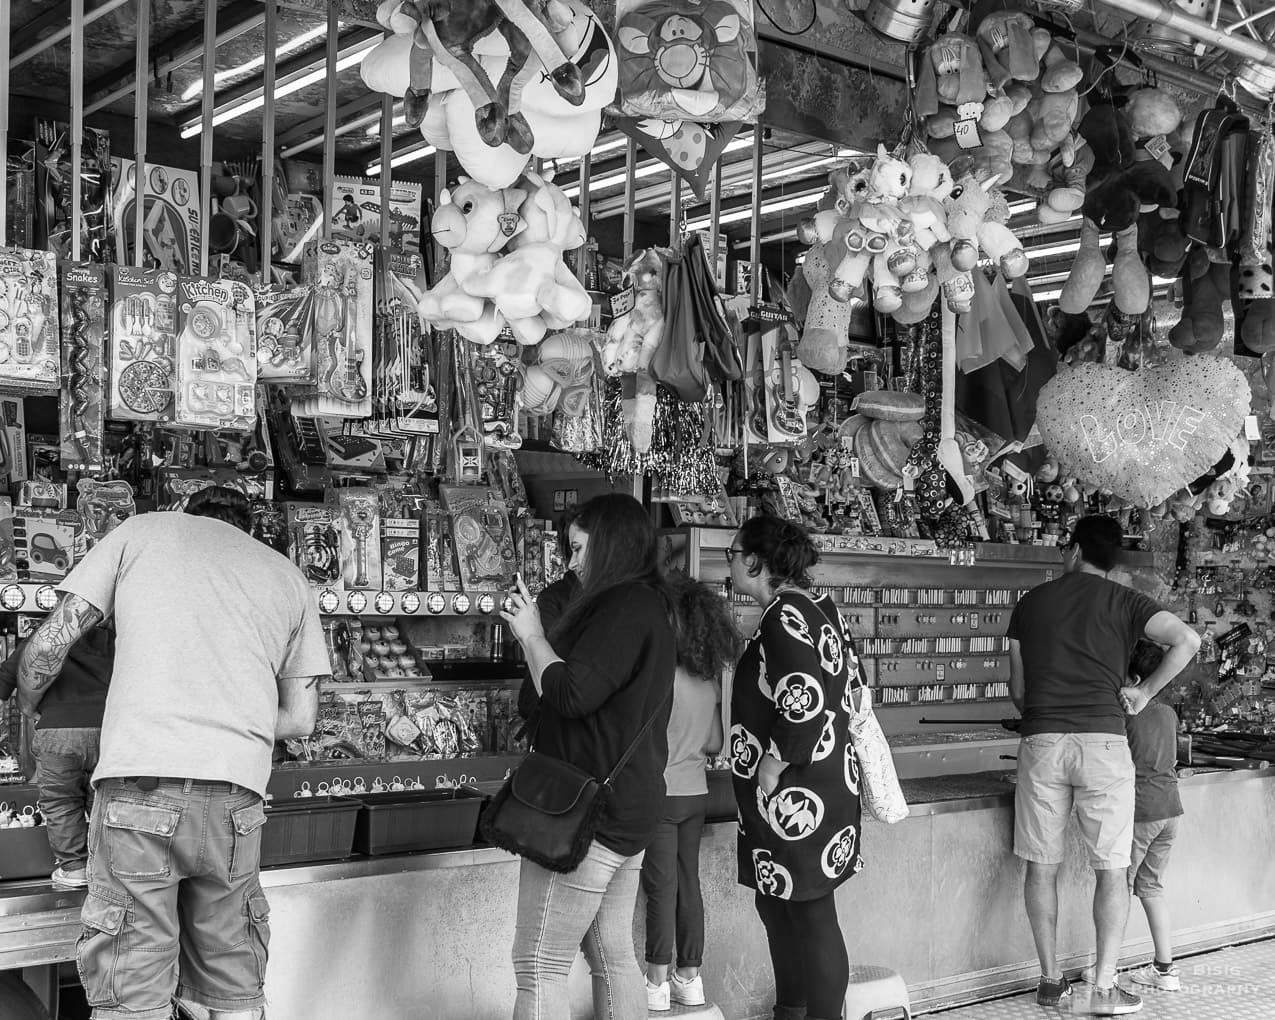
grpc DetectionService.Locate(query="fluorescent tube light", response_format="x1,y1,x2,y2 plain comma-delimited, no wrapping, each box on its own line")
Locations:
180,36,378,139
685,189,824,231
560,134,754,198
366,143,437,178
180,24,330,102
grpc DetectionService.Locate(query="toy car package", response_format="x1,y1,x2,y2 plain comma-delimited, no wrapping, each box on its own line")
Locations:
59,263,108,473
75,479,135,549
0,247,60,396
173,276,257,430
107,265,177,422
13,508,78,581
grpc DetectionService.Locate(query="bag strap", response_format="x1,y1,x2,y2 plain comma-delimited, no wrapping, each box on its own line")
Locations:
602,682,674,787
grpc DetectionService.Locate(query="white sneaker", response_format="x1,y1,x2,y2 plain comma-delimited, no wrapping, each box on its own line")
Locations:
1129,963,1181,991
1080,965,1096,984
51,866,88,889
646,980,670,1012
670,972,706,1006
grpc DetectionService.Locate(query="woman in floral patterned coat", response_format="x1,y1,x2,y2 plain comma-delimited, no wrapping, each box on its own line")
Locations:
728,516,864,1020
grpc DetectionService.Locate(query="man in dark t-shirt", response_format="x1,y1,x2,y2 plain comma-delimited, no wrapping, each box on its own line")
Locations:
1007,516,1199,1016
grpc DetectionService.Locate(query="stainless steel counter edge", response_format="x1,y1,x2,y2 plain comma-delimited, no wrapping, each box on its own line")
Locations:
0,767,1268,915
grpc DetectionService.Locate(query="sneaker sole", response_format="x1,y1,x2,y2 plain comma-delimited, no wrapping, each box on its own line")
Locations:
1089,997,1143,1015
671,995,707,1007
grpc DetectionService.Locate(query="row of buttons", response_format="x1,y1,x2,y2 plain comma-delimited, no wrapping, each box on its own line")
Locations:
315,589,514,616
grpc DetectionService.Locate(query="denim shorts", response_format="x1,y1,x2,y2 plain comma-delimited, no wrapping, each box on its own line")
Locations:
77,778,270,1020
1014,732,1135,869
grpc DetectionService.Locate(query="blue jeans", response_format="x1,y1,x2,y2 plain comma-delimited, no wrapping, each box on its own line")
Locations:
32,727,100,868
512,840,646,1020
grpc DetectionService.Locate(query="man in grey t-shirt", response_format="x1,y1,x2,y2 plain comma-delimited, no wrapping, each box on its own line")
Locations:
17,487,330,1020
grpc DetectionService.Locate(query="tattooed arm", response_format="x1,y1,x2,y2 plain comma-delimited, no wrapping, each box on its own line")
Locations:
276,674,326,739
17,594,104,720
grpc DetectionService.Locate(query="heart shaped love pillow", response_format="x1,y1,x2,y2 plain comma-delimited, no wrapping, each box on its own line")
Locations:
1036,358,1249,507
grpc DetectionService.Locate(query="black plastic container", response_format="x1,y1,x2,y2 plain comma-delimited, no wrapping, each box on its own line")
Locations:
0,824,55,880
705,769,737,822
352,788,484,855
260,795,360,867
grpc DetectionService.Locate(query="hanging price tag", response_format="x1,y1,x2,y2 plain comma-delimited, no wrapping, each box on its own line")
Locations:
953,119,983,150
609,285,635,318
1143,134,1172,168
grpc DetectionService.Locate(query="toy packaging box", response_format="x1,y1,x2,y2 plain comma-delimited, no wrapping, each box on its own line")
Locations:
13,508,78,581
0,397,27,485
0,248,61,396
110,158,201,275
255,285,316,384
297,240,374,418
336,490,382,591
0,497,16,581
274,193,324,266
422,505,459,591
59,263,108,473
35,121,112,261
173,276,257,431
75,479,135,549
328,176,422,254
381,517,420,592
439,485,517,591
107,265,178,421
286,502,342,590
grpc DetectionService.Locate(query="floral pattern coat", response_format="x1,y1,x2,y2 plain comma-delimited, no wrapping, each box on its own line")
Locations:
731,591,864,901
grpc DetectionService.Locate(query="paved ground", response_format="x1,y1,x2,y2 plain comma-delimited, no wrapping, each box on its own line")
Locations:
928,937,1275,1019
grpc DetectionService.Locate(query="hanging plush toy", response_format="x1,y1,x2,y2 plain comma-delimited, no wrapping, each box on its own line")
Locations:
471,171,591,344
362,0,617,188
417,179,525,345
602,249,666,453
943,173,1028,278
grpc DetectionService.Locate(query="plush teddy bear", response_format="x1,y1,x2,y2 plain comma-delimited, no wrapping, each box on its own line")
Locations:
1168,246,1230,353
943,173,1028,278
602,248,665,375
417,178,525,344
474,170,591,344
1037,140,1095,223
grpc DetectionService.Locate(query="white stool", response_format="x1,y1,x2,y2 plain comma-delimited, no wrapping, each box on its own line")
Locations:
655,1003,725,1018
843,964,911,1020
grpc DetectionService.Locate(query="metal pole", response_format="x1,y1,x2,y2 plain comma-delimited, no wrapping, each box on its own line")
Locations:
1089,0,1275,66
379,94,393,245
11,0,132,70
260,0,277,280
575,153,591,285
709,161,722,283
749,132,763,305
433,149,447,275
199,0,217,277
71,0,85,262
669,174,682,247
84,10,264,116
133,0,149,268
622,138,637,259
0,0,9,246
322,4,339,241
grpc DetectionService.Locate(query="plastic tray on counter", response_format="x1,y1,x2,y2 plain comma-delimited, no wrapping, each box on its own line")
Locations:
352,787,484,856
0,824,55,881
260,795,360,867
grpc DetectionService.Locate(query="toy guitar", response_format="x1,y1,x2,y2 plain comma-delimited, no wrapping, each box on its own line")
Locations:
767,323,817,438
322,269,368,405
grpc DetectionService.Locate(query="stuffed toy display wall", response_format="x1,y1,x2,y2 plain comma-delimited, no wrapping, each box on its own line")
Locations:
362,0,617,188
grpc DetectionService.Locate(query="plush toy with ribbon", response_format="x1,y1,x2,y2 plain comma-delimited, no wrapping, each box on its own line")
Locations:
362,0,617,188
1035,357,1249,507
602,249,667,453
943,172,1028,278
417,178,525,345
471,171,591,344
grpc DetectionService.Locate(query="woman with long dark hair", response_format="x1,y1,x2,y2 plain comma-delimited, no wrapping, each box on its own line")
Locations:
727,515,864,1020
501,493,676,1020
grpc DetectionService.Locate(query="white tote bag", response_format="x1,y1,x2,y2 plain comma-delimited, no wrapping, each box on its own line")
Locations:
848,685,910,824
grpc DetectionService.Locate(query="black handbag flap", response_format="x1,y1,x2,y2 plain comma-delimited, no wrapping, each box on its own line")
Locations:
510,751,600,816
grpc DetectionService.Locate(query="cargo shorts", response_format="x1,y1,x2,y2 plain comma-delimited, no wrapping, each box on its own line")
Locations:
1013,733,1135,869
77,778,271,1020
1129,816,1179,898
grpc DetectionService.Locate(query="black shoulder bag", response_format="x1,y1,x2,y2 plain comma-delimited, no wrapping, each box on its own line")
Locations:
480,685,672,873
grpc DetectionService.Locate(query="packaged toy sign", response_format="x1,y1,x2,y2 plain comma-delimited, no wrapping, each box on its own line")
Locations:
1036,359,1249,507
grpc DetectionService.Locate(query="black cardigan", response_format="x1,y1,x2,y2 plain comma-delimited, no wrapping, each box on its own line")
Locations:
534,581,675,857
